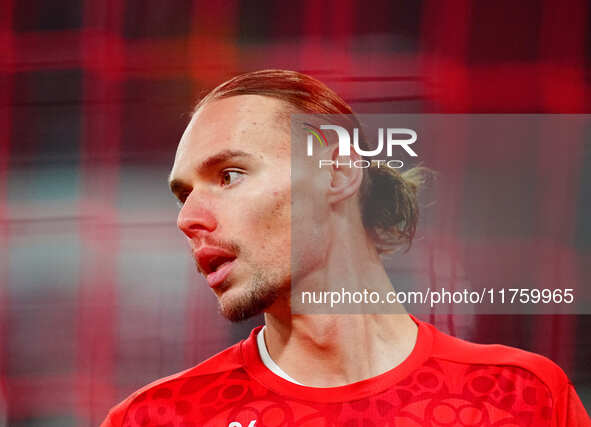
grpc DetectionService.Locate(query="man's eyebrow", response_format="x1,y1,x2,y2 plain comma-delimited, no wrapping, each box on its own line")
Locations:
168,149,255,194
199,149,255,171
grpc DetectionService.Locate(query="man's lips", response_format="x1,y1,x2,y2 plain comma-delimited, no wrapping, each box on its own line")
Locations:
194,246,237,288
205,259,235,288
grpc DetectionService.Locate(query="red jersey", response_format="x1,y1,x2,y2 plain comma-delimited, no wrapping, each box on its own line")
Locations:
102,316,590,426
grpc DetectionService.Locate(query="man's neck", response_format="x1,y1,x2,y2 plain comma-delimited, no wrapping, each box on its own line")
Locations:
262,312,417,387
262,232,418,387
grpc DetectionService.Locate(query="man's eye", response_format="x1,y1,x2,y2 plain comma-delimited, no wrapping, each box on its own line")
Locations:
221,170,244,187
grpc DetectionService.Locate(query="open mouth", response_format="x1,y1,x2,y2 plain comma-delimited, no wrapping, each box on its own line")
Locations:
195,247,238,278
196,250,237,289
205,255,236,274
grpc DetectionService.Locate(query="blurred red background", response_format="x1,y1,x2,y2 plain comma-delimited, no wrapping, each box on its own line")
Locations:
0,0,590,425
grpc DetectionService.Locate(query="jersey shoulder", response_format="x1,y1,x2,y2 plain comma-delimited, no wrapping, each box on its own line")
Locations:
102,339,247,426
426,321,569,393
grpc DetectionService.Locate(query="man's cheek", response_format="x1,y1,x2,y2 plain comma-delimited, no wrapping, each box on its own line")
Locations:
269,187,291,221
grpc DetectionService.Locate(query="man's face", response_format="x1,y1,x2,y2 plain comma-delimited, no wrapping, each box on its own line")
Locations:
169,95,292,321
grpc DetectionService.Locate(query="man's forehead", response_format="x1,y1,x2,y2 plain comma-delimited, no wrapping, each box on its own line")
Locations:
177,95,289,156
170,96,292,183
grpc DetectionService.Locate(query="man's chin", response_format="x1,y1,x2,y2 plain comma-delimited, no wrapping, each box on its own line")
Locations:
216,282,280,323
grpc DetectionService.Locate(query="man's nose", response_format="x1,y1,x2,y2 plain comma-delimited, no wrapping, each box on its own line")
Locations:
177,194,217,237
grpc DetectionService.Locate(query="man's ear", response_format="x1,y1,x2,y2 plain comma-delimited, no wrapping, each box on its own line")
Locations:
326,143,365,205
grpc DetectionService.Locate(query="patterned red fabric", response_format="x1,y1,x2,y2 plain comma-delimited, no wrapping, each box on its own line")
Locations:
101,316,591,426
